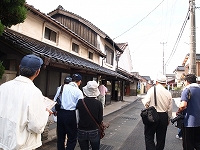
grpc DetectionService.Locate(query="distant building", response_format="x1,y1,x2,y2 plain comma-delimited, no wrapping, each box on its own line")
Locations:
182,53,200,83
139,76,153,94
117,43,139,96
174,53,200,87
173,66,185,87
166,74,176,90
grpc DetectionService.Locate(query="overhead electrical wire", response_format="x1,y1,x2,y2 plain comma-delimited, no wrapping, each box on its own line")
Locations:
165,7,190,66
113,0,165,40
131,1,178,52
162,0,178,44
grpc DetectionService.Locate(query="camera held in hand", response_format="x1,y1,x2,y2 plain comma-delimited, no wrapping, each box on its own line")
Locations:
171,113,184,128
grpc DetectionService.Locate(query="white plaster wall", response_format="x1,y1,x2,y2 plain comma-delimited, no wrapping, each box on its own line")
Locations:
118,45,133,72
99,37,116,71
10,11,100,64
10,12,44,42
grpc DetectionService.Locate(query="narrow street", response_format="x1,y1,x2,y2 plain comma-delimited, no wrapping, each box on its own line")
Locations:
37,98,182,150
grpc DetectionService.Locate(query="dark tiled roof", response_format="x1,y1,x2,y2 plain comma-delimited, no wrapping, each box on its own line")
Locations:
117,67,139,81
1,29,129,80
174,66,185,71
47,5,107,38
196,54,200,60
142,76,151,81
116,43,128,51
46,5,123,53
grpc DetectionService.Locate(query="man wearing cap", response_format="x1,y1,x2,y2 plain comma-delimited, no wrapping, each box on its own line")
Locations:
176,74,200,150
54,73,84,150
0,54,52,150
76,80,103,150
52,76,72,122
64,76,72,84
141,74,172,150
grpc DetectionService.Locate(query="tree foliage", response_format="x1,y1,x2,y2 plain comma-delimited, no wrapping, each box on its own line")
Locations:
0,0,27,35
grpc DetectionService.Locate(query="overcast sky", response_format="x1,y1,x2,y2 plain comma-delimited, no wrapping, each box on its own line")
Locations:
26,0,200,80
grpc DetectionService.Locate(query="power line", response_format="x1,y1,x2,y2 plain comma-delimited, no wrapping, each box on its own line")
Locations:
113,0,165,40
165,8,190,66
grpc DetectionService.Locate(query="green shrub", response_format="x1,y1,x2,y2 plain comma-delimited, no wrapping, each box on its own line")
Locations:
0,61,5,79
137,89,140,94
173,87,182,91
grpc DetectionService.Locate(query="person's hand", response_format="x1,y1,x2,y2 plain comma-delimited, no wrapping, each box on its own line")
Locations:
145,104,149,108
176,111,182,116
53,111,57,116
46,108,53,116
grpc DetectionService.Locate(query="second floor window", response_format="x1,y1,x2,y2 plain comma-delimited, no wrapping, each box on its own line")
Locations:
88,51,93,60
44,27,57,42
72,43,79,53
105,46,114,65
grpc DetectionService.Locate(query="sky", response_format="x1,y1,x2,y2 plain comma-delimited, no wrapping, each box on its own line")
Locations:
26,0,200,80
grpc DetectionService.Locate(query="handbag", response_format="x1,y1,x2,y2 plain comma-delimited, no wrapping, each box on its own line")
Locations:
55,84,64,111
82,99,109,139
140,85,159,125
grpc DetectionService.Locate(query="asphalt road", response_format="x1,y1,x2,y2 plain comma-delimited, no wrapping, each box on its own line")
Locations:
37,99,182,150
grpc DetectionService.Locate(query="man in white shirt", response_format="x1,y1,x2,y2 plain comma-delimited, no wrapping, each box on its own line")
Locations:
54,73,84,150
0,54,52,150
141,74,172,150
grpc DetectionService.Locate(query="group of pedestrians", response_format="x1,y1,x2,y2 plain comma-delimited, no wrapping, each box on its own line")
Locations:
1,54,200,150
53,75,106,150
142,73,200,150
0,54,106,150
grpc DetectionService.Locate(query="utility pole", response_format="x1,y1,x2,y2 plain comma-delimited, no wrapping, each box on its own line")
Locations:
189,0,196,75
160,42,167,75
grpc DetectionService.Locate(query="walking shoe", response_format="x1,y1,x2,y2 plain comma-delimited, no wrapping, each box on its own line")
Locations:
176,135,182,140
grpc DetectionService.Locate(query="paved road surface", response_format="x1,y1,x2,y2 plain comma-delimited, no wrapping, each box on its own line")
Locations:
37,98,182,150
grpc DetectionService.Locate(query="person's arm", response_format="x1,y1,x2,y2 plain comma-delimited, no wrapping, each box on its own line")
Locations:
53,86,61,102
176,89,188,115
167,95,173,124
51,86,61,113
105,86,108,94
27,91,49,134
141,88,152,108
176,101,187,115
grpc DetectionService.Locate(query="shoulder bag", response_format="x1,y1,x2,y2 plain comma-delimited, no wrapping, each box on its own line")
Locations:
82,99,109,139
140,85,159,125
55,84,64,111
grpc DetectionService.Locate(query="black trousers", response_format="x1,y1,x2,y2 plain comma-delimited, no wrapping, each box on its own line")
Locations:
182,126,200,150
57,109,77,150
144,112,168,150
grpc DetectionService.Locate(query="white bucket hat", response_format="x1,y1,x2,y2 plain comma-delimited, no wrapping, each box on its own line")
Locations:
83,81,100,97
156,74,166,84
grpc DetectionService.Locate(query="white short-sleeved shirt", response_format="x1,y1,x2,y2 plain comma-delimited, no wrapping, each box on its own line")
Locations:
142,84,172,119
54,82,84,110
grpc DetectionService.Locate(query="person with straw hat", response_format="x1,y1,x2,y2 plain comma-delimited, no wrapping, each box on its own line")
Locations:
76,80,103,150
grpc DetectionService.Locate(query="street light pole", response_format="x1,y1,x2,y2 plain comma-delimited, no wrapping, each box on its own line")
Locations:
160,42,167,75
189,0,196,75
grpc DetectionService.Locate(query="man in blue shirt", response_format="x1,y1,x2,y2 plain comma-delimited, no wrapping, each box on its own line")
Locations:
54,74,84,150
176,74,200,150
